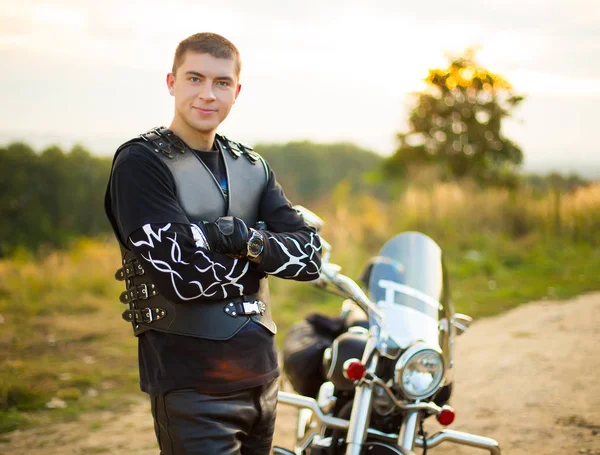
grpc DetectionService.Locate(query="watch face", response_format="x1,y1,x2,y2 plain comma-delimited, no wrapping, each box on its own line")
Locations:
247,231,264,257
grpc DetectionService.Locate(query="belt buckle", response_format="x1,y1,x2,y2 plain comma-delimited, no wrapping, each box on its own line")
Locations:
136,284,148,300
242,300,265,316
224,300,265,317
142,307,153,322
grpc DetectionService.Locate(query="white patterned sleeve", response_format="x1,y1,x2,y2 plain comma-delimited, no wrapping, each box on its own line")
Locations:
252,226,322,281
127,223,258,302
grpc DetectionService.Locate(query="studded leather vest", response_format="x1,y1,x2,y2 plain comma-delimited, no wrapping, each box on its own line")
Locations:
106,127,276,340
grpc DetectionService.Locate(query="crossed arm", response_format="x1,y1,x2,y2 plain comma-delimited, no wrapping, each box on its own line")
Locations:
111,145,322,304
127,221,322,303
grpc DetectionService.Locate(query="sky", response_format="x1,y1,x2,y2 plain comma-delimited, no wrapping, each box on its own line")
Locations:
1,0,599,176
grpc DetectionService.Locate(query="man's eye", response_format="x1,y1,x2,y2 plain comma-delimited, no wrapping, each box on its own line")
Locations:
190,77,200,82
217,81,230,87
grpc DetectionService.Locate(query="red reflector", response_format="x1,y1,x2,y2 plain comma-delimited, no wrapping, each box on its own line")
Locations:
436,406,455,426
344,361,366,381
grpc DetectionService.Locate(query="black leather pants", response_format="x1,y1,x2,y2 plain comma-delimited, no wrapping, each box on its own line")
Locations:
150,379,278,455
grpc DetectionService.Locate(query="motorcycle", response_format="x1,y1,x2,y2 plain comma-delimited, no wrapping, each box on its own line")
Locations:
273,206,501,455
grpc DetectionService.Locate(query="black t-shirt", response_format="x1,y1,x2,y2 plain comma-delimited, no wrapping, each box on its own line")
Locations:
191,148,228,198
107,141,322,395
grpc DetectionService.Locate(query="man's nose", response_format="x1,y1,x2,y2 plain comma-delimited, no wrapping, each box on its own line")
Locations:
198,82,216,101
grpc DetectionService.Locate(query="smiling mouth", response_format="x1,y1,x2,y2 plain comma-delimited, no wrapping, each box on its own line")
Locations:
193,107,216,114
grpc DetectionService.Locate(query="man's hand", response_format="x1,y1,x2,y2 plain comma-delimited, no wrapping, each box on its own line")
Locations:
202,216,249,257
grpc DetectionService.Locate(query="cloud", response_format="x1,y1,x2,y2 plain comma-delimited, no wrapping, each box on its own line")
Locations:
32,5,86,27
509,70,600,96
0,0,599,162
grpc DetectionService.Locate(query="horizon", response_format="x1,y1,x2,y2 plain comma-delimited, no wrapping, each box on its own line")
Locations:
2,128,598,180
1,1,599,178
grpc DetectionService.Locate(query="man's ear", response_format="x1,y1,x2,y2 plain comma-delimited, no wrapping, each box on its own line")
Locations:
166,73,175,96
234,84,242,102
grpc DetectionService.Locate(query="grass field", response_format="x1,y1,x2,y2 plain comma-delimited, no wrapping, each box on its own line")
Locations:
1,181,599,435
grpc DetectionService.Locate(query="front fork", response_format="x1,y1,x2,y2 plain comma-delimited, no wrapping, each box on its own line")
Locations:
398,410,419,451
344,337,379,455
345,386,420,455
344,331,420,455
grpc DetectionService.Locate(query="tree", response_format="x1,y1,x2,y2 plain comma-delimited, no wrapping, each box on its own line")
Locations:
0,142,112,256
386,49,525,186
255,141,382,203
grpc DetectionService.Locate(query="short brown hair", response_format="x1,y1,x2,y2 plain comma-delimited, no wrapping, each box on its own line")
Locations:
172,32,242,77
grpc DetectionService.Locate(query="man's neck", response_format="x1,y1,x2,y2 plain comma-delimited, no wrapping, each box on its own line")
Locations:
169,119,216,152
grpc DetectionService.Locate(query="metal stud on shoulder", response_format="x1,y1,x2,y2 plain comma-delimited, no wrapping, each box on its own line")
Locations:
228,142,242,158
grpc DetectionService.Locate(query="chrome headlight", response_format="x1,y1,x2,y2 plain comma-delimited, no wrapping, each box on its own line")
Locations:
394,344,444,400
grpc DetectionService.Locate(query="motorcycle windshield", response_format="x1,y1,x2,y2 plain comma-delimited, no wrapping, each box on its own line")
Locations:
367,232,446,349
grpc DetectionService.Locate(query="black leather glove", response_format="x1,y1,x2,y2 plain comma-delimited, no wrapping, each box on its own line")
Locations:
202,216,249,257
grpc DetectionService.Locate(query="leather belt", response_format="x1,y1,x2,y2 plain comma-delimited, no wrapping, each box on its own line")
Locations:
120,292,264,330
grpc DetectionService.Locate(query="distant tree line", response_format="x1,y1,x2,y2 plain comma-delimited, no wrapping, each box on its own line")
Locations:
0,137,592,256
0,140,383,256
0,142,113,256
255,141,383,203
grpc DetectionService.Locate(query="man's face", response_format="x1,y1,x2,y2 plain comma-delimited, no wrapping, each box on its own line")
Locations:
167,51,241,136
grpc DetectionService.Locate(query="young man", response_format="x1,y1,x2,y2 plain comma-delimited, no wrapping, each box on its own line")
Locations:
104,33,322,455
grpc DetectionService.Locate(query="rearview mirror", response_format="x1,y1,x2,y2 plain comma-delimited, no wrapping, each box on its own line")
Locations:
293,205,325,232
452,313,473,336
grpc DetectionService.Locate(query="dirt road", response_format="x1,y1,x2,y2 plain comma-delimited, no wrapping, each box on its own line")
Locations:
2,292,599,454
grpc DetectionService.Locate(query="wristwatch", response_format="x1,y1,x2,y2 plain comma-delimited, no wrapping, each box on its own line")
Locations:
246,228,265,259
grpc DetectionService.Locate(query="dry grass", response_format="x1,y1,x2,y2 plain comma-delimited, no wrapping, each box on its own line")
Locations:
1,180,599,434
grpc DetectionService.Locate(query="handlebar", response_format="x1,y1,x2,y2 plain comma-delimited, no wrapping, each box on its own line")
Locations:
294,205,384,328
315,256,386,327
